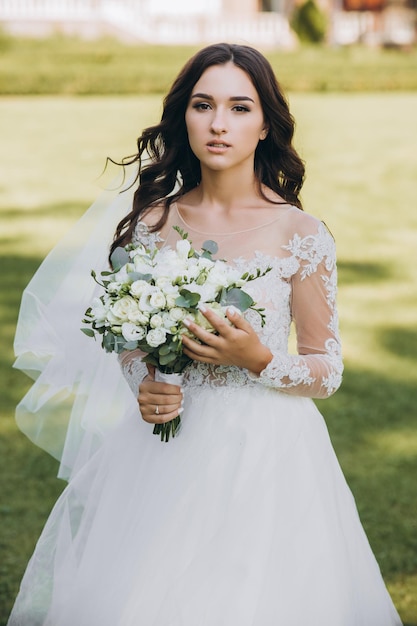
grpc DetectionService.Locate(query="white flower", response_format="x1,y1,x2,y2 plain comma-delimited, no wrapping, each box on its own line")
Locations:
150,314,164,328
149,290,166,309
114,263,135,283
133,255,153,275
155,276,172,289
165,294,178,308
90,297,109,322
146,328,167,348
161,312,177,331
128,309,150,325
197,257,215,270
121,323,146,342
176,239,191,260
130,280,149,297
207,262,239,288
109,296,139,322
107,281,124,294
168,306,187,322
138,285,161,313
194,303,228,332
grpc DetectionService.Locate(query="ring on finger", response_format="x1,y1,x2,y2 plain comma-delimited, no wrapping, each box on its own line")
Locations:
155,405,160,415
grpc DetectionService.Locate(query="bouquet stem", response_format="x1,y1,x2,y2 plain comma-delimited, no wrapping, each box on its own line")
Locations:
153,371,184,442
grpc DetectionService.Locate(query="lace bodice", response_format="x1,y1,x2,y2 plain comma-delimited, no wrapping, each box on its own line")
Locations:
118,204,343,399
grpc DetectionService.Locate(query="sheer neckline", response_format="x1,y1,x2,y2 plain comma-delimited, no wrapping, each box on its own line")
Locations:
173,202,294,237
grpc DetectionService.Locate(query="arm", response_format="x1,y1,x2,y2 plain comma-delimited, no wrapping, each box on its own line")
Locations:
254,222,343,399
180,222,343,400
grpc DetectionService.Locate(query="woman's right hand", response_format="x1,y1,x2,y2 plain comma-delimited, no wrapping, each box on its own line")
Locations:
138,366,183,424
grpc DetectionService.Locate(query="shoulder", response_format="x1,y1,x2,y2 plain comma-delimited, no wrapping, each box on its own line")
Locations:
281,207,336,276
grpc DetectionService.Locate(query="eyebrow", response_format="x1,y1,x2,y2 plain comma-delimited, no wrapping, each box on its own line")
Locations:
191,93,255,103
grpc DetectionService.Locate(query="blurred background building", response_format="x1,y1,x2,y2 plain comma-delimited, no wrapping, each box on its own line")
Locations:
0,0,415,47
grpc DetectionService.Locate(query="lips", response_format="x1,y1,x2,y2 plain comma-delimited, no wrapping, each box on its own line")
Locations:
207,141,231,148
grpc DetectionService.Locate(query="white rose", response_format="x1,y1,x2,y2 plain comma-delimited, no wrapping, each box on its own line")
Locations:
149,290,166,309
109,296,138,322
165,294,178,309
146,328,167,348
150,314,164,328
169,307,187,322
130,280,149,297
121,323,146,342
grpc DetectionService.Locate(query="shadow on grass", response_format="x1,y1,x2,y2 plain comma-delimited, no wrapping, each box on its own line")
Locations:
0,200,88,222
318,366,417,580
337,259,394,285
377,325,417,361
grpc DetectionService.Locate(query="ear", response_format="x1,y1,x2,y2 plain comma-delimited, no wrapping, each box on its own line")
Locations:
259,127,269,141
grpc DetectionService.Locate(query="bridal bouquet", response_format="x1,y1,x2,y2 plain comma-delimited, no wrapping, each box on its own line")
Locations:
82,226,269,441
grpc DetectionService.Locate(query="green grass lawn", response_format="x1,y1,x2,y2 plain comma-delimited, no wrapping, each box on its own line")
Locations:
0,94,416,624
0,35,417,94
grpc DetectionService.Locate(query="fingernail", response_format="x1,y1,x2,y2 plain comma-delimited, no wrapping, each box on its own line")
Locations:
177,407,184,415
227,305,241,316
197,303,207,312
183,318,191,327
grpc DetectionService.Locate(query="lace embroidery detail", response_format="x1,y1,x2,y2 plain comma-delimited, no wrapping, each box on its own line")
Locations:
118,354,147,397
284,222,335,279
122,219,343,399
132,221,164,250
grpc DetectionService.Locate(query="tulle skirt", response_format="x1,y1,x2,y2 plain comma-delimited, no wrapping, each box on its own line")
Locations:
8,384,402,626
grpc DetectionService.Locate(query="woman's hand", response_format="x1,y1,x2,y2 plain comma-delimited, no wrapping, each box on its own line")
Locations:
181,306,272,374
138,365,183,424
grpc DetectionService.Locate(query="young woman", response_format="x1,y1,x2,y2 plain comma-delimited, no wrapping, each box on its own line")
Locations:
8,43,402,625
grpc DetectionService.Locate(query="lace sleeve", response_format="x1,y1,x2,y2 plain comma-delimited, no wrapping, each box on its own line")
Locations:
118,349,148,397
255,221,343,399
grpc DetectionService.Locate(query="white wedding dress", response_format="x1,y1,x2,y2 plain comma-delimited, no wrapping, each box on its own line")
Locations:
8,202,402,626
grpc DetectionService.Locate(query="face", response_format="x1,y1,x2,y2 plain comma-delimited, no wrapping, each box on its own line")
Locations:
185,62,267,174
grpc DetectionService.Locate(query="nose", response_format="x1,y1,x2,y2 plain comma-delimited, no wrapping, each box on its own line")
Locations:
210,109,227,135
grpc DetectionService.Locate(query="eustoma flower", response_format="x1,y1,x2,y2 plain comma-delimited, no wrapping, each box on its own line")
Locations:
82,226,270,441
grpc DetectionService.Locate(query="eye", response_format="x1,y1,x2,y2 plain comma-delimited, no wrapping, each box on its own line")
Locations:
232,105,250,113
192,102,211,111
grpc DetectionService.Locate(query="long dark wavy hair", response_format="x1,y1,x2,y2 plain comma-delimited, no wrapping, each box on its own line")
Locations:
110,42,305,260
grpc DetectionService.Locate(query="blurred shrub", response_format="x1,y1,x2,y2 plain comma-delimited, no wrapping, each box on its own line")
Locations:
291,0,328,43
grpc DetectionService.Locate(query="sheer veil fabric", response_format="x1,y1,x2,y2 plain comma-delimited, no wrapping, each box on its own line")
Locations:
13,173,138,480
9,178,403,625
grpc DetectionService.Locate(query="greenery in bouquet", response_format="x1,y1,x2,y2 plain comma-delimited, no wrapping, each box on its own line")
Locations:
81,226,270,440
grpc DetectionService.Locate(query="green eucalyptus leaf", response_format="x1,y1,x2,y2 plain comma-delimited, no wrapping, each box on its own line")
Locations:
202,240,218,255
159,352,177,366
123,340,139,351
81,327,95,338
110,246,130,271
103,332,115,352
221,288,254,311
176,289,201,308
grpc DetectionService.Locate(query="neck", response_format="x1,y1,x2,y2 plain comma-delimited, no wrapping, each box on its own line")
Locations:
197,167,260,212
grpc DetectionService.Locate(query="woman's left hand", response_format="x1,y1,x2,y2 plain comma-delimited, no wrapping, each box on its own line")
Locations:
181,306,272,374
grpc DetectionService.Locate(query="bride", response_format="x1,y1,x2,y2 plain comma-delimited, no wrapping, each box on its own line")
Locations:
8,43,402,625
